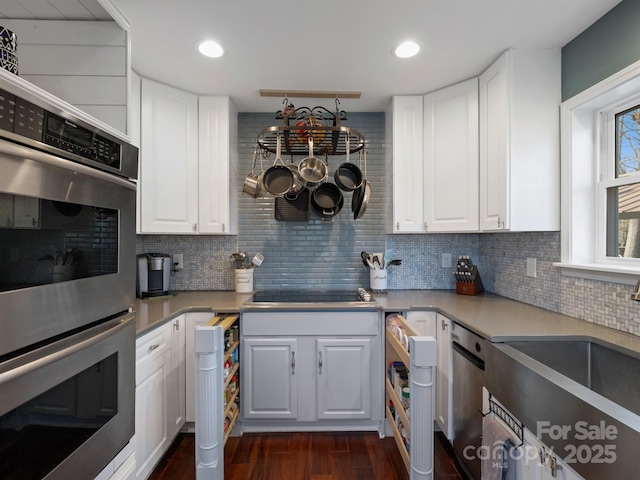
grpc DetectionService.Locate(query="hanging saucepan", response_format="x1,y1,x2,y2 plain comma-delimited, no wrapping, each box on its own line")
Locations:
285,158,305,200
311,182,344,219
298,137,328,189
334,137,363,192
352,150,371,220
263,133,294,196
242,147,261,197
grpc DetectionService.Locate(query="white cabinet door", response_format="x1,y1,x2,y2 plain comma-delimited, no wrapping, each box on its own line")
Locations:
435,314,453,440
479,52,509,231
479,48,561,232
316,338,371,420
135,324,171,480
520,428,585,480
388,96,425,233
242,337,298,419
198,96,237,234
185,312,217,423
140,78,198,233
424,78,479,232
166,315,186,440
405,310,437,337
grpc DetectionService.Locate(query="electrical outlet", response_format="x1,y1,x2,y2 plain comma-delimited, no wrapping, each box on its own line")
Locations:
173,253,184,271
526,257,537,278
441,253,452,268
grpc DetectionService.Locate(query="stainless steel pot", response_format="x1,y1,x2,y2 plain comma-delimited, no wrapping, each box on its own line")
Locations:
242,147,261,197
298,137,327,188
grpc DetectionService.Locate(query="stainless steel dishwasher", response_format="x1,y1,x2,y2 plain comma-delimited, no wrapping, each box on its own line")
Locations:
451,322,486,480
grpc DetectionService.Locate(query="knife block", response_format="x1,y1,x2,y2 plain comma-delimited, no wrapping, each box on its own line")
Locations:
456,271,484,296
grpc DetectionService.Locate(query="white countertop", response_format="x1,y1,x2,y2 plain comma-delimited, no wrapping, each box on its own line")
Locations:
133,289,640,355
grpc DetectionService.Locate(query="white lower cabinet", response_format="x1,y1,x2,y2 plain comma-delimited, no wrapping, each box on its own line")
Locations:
241,310,382,429
316,338,371,420
520,428,584,480
134,315,185,480
435,313,453,440
243,337,298,419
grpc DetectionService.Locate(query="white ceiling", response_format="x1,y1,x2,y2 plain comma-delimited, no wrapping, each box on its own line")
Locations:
1,0,623,112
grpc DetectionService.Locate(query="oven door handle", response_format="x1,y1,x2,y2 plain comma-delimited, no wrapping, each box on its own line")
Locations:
0,312,135,385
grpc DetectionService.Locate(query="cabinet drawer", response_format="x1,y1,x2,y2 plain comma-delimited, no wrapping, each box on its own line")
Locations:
242,311,380,336
136,323,171,368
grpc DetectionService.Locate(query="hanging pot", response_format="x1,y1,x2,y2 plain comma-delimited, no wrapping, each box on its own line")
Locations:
263,134,294,196
298,137,328,189
352,150,371,219
334,137,363,192
310,182,344,219
242,147,261,197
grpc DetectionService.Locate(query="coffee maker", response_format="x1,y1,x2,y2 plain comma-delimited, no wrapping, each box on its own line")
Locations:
137,253,172,298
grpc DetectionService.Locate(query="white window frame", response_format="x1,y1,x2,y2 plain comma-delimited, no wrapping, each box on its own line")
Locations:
557,58,640,285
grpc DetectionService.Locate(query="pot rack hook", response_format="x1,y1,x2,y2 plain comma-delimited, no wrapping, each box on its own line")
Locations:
335,97,341,112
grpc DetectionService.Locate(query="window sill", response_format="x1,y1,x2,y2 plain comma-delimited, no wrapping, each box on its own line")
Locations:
553,262,640,285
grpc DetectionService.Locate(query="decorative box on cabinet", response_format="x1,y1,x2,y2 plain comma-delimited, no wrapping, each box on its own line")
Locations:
385,313,437,479
478,48,561,232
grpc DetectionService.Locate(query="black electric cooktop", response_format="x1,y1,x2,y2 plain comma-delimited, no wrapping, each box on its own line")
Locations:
250,289,370,303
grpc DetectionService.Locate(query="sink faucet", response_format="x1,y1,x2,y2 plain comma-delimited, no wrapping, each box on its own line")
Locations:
631,279,640,301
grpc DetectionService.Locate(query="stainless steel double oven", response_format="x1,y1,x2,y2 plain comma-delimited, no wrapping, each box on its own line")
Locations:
0,71,138,479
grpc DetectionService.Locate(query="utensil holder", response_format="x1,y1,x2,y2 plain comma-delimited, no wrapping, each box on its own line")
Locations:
455,271,484,296
370,269,387,293
234,268,254,293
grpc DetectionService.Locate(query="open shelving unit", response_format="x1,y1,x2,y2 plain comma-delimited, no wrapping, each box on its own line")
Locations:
385,314,437,479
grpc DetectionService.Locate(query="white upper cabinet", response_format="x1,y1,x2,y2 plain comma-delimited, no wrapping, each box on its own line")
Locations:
138,78,236,234
424,78,479,232
140,78,199,233
387,96,425,233
198,96,237,234
479,48,561,232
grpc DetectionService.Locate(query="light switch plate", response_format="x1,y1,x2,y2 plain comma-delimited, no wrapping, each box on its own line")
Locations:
441,253,452,269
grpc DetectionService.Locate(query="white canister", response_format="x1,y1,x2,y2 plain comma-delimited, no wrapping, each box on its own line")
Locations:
369,269,387,292
234,268,254,293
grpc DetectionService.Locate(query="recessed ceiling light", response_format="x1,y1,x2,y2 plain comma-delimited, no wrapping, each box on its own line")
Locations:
198,40,224,58
394,41,420,59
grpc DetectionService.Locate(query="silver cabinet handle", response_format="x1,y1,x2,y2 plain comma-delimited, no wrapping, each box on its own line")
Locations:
193,223,197,232
549,455,563,478
441,319,447,330
173,320,179,330
149,344,160,351
318,351,323,375
291,351,295,375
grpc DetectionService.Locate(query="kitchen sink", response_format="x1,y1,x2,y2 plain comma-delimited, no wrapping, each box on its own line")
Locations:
486,339,640,479
504,340,640,416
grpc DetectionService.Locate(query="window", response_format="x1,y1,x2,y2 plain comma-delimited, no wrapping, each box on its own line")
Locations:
603,104,640,259
558,60,640,284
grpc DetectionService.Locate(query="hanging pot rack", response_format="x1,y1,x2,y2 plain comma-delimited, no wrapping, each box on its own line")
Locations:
256,101,366,157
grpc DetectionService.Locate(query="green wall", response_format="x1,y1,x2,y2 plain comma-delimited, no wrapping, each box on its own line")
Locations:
562,0,640,100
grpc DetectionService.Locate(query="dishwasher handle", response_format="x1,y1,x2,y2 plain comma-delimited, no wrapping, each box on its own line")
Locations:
452,341,485,370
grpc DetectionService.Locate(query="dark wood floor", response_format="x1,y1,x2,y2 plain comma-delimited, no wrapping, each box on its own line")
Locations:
149,431,467,480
